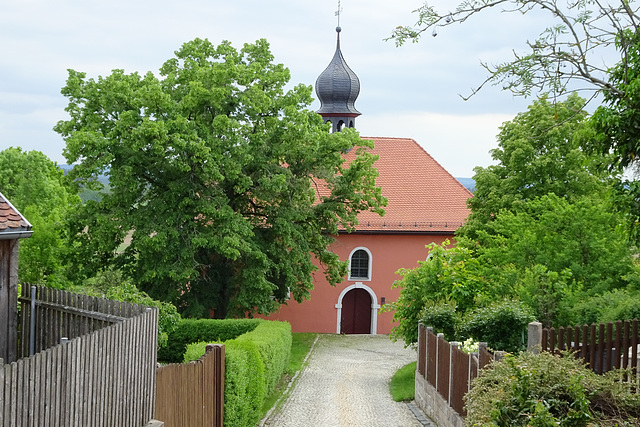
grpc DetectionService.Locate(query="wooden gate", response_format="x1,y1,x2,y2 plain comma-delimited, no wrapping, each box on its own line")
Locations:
155,344,225,427
341,288,371,334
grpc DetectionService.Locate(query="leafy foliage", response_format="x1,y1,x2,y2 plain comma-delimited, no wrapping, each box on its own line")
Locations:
569,288,640,326
590,30,640,169
55,38,386,318
458,94,610,241
104,281,181,348
418,300,459,341
389,1,638,104
466,351,640,426
459,299,535,353
384,240,488,346
0,147,80,286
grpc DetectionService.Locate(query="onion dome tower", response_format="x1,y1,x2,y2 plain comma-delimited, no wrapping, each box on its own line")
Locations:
315,26,361,133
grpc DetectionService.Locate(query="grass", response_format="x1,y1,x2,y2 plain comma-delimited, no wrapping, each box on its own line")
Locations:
261,333,318,416
390,361,416,402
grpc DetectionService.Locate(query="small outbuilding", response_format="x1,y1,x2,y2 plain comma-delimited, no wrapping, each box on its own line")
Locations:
0,192,33,363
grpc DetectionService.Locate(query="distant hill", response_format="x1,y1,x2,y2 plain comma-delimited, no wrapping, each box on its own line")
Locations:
456,177,475,193
59,164,109,185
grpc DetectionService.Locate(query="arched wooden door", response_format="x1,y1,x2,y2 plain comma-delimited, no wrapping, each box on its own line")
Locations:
340,288,372,334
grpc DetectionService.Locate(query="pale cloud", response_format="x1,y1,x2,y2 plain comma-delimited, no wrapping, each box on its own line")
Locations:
359,111,512,177
0,0,563,176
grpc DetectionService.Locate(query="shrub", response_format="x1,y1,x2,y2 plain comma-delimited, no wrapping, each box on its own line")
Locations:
459,299,535,353
159,318,260,363
105,281,180,348
419,300,459,341
569,288,640,326
465,351,640,426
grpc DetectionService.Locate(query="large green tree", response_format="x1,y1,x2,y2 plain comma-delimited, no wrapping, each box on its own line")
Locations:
0,147,80,285
55,38,386,318
458,93,611,240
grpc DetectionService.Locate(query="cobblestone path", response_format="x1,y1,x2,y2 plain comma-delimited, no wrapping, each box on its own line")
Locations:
262,334,423,427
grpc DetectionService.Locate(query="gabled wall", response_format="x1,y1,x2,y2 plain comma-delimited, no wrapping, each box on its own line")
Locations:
263,233,451,334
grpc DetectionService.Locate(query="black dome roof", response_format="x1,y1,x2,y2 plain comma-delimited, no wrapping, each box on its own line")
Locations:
315,27,361,116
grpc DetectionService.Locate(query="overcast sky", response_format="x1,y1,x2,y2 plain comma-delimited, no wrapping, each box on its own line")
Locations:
1,0,555,177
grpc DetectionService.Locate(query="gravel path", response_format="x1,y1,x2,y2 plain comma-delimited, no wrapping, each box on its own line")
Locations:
262,334,424,427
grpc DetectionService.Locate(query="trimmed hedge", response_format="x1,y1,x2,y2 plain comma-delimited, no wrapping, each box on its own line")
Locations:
235,321,292,395
158,318,260,363
184,320,292,427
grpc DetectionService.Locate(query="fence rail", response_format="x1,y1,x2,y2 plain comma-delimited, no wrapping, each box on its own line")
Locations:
18,285,149,358
155,344,225,427
416,324,503,417
1,285,158,427
533,319,640,375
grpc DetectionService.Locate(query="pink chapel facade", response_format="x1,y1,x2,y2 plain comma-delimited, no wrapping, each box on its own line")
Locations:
260,27,473,334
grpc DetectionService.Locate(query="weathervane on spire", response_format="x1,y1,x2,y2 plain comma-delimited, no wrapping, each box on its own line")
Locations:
335,0,342,27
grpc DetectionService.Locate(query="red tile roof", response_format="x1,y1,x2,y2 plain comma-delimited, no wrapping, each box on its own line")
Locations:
340,137,472,233
0,192,33,238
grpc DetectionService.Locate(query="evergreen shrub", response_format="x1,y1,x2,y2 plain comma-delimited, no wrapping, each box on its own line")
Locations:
459,299,535,353
419,300,459,341
159,318,260,363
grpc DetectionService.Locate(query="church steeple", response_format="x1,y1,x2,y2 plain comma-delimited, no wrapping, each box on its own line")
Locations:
315,26,361,133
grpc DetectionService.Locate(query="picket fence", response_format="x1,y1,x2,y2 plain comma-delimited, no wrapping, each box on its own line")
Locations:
155,344,225,427
535,319,640,374
0,285,158,427
416,324,502,417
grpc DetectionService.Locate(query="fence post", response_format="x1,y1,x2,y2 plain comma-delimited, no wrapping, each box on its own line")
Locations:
528,321,542,354
449,342,459,405
29,285,36,356
425,326,433,379
435,333,444,393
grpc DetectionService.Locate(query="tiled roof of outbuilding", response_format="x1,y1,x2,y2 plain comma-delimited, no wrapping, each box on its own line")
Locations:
0,192,33,239
340,137,472,233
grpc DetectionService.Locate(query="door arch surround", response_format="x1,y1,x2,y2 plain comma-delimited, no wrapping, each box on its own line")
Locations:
334,282,380,334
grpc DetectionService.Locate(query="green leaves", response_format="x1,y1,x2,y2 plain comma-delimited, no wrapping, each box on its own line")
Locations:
0,147,81,286
56,38,385,318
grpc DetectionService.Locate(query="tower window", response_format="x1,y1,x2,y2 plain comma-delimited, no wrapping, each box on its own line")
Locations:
349,248,370,280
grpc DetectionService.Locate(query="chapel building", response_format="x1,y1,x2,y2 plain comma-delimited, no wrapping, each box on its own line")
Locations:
263,26,472,334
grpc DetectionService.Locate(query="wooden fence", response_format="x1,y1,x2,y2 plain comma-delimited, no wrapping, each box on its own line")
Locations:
1,285,158,427
416,324,501,417
532,319,640,375
155,344,225,427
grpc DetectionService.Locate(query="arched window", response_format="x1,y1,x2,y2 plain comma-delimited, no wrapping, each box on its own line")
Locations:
349,247,371,280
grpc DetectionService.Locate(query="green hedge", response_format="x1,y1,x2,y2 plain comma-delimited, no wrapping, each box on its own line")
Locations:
158,318,260,363
184,320,292,427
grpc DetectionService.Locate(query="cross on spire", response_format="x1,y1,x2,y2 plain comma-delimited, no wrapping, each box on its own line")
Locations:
335,0,342,27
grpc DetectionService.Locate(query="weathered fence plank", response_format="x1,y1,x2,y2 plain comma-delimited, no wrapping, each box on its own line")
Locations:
155,343,225,427
2,285,158,427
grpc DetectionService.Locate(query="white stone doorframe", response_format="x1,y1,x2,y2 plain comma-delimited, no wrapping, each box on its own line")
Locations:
334,282,381,334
